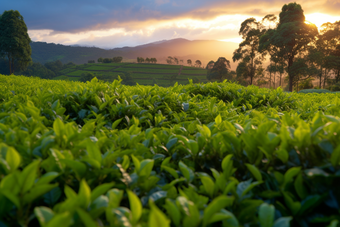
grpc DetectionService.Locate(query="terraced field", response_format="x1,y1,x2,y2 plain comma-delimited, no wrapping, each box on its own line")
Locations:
56,62,208,85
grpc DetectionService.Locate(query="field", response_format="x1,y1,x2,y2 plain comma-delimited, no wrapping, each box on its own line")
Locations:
56,62,208,85
0,75,339,226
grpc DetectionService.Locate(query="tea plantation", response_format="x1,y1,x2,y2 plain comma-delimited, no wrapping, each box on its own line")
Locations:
54,63,208,86
0,75,339,227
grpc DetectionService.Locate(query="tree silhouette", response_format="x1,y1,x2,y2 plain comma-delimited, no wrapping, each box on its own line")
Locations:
259,3,318,91
233,16,268,85
187,59,192,66
195,60,202,67
206,57,231,81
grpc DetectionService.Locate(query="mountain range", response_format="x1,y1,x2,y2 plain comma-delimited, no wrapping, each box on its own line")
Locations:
30,38,240,69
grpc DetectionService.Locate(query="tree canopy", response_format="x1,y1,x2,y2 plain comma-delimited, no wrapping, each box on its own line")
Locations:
0,10,32,74
259,3,318,91
206,57,231,81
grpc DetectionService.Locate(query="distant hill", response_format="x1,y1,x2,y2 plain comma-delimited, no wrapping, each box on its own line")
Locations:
30,38,239,69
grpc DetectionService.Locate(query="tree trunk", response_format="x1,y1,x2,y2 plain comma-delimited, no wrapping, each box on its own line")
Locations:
319,67,322,88
274,73,276,89
269,72,272,88
280,73,282,88
8,55,12,75
288,57,294,92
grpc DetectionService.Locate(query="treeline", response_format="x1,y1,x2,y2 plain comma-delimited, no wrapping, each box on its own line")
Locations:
0,59,76,79
137,57,157,63
165,57,204,68
211,2,340,91
97,56,123,63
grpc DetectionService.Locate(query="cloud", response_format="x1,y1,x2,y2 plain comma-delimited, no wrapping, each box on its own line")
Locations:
4,0,340,48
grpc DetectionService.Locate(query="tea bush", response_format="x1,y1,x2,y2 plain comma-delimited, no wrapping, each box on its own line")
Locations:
0,75,339,227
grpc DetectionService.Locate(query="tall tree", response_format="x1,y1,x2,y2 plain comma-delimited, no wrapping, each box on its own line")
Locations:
318,21,340,87
232,16,268,85
259,3,318,91
0,10,32,74
187,59,192,66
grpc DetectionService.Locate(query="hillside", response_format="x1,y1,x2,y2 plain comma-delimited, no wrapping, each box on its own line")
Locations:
54,62,209,86
30,38,239,68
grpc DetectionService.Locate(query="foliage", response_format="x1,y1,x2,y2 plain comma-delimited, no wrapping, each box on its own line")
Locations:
0,10,32,74
22,62,56,79
328,82,340,92
298,89,332,93
1,75,340,226
259,3,318,91
79,72,95,82
233,16,269,85
206,57,231,82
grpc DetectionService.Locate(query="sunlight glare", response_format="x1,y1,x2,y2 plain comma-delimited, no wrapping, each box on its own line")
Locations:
305,13,340,30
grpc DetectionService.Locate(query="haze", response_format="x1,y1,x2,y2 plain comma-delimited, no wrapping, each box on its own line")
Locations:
2,0,340,49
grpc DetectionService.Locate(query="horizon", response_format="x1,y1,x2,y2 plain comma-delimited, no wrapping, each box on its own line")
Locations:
2,1,340,49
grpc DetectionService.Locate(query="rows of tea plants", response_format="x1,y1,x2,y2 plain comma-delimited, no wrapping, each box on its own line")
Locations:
0,74,339,227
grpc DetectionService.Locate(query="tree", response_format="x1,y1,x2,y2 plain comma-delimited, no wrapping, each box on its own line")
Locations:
120,72,135,85
316,21,340,87
22,62,55,79
98,57,103,63
195,60,202,67
80,72,95,82
102,58,112,63
0,10,32,74
259,3,318,91
187,59,192,66
174,57,179,64
266,63,276,88
44,60,63,75
137,57,145,63
206,57,231,82
167,56,173,64
206,60,215,70
232,16,268,85
112,56,123,63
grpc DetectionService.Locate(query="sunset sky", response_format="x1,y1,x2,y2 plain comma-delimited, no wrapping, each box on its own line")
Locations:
2,0,340,49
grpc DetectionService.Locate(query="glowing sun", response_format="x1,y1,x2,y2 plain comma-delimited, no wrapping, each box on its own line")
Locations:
305,13,340,30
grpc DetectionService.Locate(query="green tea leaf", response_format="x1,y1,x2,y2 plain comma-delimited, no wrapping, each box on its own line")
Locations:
45,212,73,227
259,203,275,227
283,167,301,189
127,189,142,224
201,176,215,198
5,146,21,172
203,195,233,227
86,141,102,164
112,118,123,129
139,159,154,177
245,164,262,182
23,183,58,204
91,183,114,202
179,161,195,183
34,207,55,226
149,200,170,227
78,179,91,208
163,199,181,226
273,217,292,227
76,208,98,227
19,160,40,194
